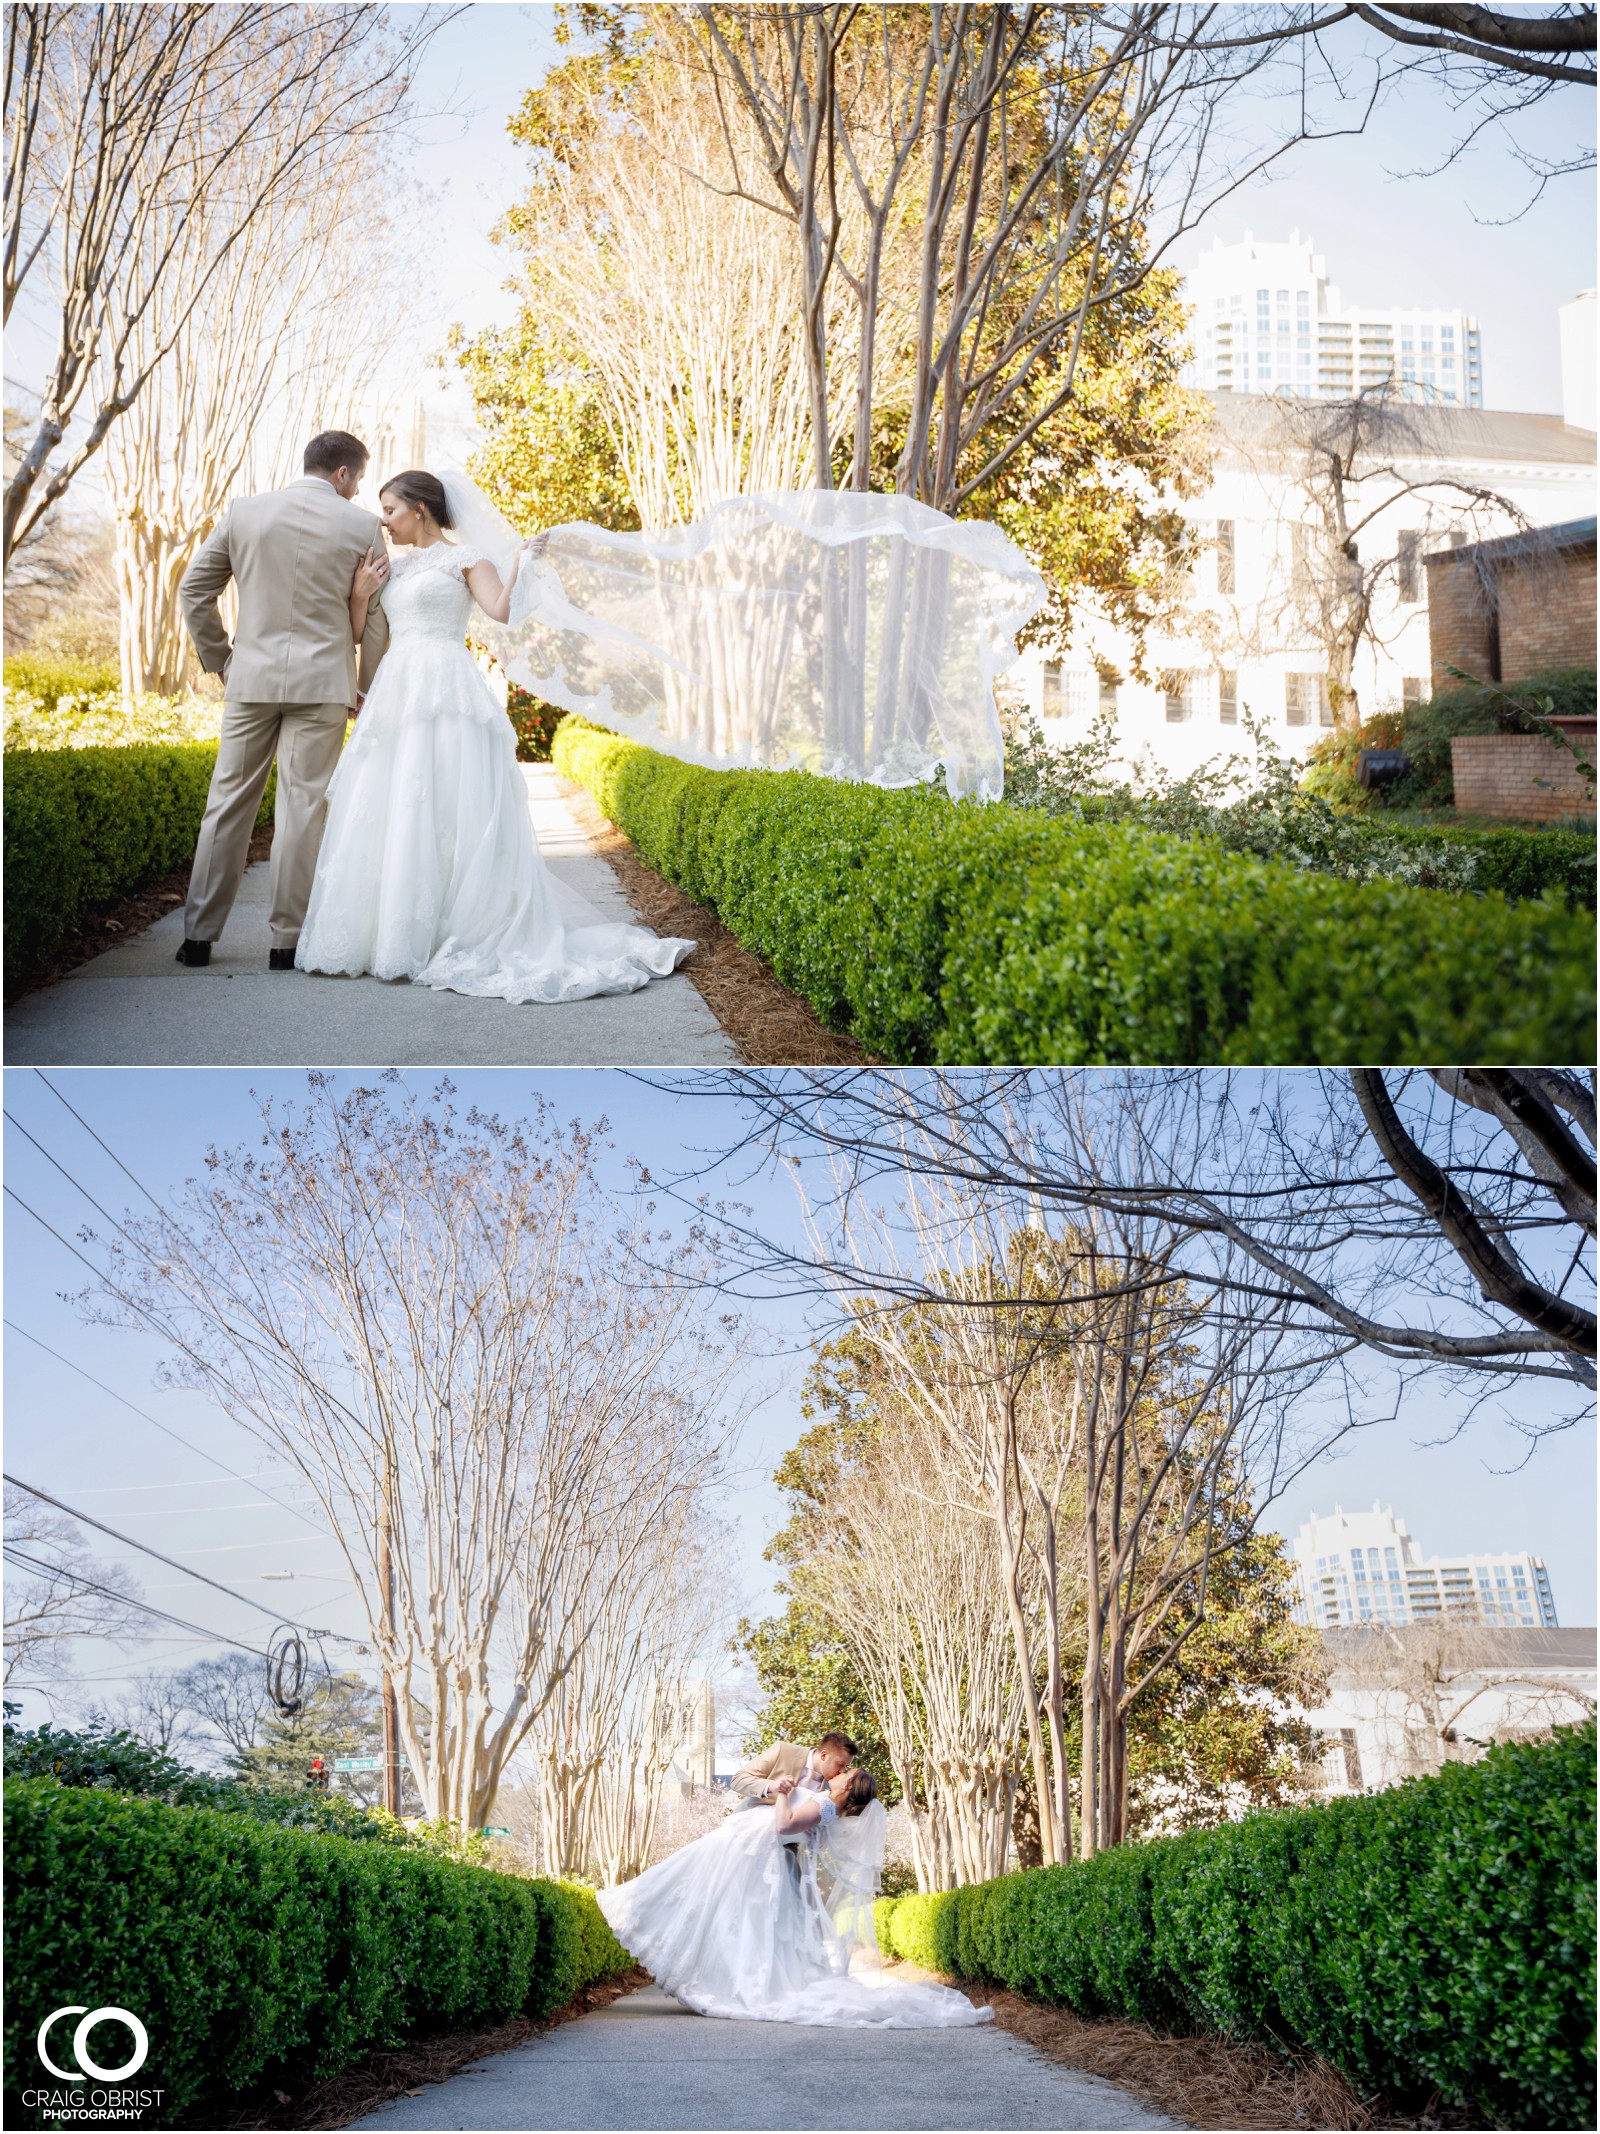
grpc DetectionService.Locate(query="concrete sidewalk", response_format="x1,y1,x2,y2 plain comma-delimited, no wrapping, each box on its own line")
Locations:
348,1983,1183,2132
4,768,736,1067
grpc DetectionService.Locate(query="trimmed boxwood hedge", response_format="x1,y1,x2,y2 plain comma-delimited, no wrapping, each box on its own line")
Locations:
552,719,1596,1064
1362,820,1596,908
874,1725,1595,2130
2,1778,631,2127
3,741,274,993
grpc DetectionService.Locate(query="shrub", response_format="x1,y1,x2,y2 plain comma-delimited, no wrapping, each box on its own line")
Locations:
2,1778,633,2127
2,653,121,712
1307,669,1598,814
875,1726,1595,2129
2,1711,454,1847
3,741,273,993
506,687,566,762
552,719,1596,1065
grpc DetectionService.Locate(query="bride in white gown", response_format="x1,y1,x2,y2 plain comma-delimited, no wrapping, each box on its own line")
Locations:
597,1768,991,2029
295,468,694,1002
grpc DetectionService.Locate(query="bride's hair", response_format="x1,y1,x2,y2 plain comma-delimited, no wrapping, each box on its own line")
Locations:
838,1768,878,1819
380,469,454,530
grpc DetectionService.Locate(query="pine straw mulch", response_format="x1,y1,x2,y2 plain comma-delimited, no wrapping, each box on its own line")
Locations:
883,1961,1482,2133
191,1966,649,2132
553,769,873,1065
5,822,275,1005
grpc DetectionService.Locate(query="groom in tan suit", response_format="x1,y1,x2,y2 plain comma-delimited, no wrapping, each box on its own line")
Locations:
730,1731,856,1805
176,429,391,968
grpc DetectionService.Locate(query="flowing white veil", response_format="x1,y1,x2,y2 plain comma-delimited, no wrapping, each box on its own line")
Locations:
436,466,525,579
441,467,1045,800
816,1796,890,1975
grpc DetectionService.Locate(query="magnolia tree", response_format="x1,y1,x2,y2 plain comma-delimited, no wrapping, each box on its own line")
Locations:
88,1078,742,1830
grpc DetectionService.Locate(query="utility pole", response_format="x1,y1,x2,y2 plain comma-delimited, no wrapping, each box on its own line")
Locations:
379,1501,401,1818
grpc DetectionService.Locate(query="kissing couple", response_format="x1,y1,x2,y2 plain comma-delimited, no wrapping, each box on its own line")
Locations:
596,1730,990,2029
174,428,694,1002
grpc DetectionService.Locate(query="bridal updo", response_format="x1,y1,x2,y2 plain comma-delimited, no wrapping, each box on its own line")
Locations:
838,1768,878,1819
379,469,454,530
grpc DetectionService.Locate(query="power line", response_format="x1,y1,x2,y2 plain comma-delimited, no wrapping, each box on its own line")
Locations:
3,1111,139,1244
35,1072,169,1215
4,1183,109,1277
2,1546,267,1658
4,1473,352,1645
3,1321,324,1533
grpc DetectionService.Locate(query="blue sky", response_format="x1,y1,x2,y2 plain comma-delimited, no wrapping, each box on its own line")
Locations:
4,1068,1593,1742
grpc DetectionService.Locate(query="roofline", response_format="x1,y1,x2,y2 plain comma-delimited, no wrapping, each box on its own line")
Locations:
1424,516,1598,568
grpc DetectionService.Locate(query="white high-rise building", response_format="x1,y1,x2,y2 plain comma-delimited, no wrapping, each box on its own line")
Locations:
1185,233,1483,407
1292,1504,1559,1631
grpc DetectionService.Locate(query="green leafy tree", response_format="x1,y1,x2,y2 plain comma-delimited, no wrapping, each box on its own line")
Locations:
230,1670,421,1816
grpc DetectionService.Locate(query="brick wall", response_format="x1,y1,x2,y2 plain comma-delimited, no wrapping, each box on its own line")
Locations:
1499,546,1597,681
1451,733,1596,822
1426,552,1497,692
1427,540,1597,694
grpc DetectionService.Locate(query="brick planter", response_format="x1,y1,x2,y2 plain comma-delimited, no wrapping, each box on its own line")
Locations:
1451,732,1596,823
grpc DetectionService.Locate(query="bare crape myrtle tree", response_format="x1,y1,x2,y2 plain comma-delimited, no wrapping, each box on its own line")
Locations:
86,1077,745,1832
3,2,449,571
684,1068,1595,1408
771,1136,1350,1869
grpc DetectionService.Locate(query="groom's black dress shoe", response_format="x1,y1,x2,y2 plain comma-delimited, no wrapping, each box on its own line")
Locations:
174,939,211,967
268,948,297,971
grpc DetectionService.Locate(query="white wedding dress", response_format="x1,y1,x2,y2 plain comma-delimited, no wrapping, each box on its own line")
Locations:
295,541,694,1001
596,1801,991,2028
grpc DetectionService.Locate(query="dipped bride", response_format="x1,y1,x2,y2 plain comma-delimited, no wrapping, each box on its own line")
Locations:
296,468,694,1001
597,1767,990,2029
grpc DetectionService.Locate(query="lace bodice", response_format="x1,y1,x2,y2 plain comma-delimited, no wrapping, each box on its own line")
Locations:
381,542,485,646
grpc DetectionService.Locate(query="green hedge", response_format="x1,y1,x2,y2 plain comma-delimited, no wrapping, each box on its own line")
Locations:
552,719,1596,1064
3,741,273,993
875,1726,1595,2129
3,1779,632,2127
1378,820,1595,907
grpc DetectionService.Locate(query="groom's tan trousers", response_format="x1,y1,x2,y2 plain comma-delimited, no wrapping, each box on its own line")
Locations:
183,700,348,953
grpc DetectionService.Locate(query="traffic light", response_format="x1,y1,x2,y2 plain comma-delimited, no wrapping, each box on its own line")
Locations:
307,1756,330,1792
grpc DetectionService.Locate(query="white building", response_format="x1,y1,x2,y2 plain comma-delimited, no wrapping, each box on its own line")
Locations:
1019,380,1595,777
1291,1503,1559,1631
1301,1625,1595,1796
1184,233,1482,406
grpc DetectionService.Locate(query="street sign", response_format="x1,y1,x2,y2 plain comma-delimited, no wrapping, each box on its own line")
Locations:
333,1756,385,1772
484,1826,513,1837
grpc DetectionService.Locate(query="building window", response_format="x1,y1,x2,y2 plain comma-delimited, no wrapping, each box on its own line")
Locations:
1218,670,1238,725
1163,672,1192,723
1043,661,1066,716
1402,676,1427,708
1285,672,1330,727
1215,519,1236,594
1097,668,1120,715
1397,529,1423,602
1291,523,1314,596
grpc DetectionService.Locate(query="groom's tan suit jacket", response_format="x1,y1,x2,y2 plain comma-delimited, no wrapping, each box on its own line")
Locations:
178,476,392,952
730,1741,816,1802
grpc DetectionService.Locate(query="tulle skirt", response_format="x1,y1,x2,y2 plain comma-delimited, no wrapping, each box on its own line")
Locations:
597,1807,992,2029
296,635,694,1002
